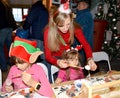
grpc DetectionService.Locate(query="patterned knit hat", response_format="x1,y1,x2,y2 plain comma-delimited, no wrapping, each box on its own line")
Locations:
9,37,43,63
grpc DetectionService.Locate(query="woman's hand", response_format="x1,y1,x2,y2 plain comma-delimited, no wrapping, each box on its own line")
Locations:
21,72,37,88
87,58,97,71
5,85,13,93
57,59,69,68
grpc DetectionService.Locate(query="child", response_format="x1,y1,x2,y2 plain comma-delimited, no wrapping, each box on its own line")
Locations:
2,37,53,98
55,45,84,83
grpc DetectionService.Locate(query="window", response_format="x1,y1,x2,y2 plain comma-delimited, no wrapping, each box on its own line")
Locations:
52,0,61,5
12,8,22,22
12,8,29,22
23,8,28,15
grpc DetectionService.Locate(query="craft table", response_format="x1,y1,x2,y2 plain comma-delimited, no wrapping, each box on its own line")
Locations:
51,71,120,98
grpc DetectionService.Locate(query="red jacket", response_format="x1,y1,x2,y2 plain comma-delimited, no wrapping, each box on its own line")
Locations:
44,27,92,66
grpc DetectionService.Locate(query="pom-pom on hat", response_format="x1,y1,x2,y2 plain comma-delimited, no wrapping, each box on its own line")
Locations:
58,0,71,14
9,37,43,63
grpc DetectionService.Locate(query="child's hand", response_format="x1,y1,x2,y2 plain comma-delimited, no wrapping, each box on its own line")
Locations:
5,78,13,93
21,72,37,88
55,78,62,84
5,85,13,93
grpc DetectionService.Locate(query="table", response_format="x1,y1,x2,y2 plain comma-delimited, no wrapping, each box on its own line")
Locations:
51,71,120,98
0,88,48,98
51,79,91,98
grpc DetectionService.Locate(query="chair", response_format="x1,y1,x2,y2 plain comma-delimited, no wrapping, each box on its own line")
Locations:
0,69,2,90
92,51,111,71
51,65,59,83
37,63,49,79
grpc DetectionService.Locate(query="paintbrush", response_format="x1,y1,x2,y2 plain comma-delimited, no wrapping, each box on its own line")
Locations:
69,65,91,70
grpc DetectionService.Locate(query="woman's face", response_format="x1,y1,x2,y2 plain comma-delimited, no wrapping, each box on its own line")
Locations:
57,17,71,33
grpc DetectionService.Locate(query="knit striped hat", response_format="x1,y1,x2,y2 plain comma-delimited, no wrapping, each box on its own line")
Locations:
9,37,43,63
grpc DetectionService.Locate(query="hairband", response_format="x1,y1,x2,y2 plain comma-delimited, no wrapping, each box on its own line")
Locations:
65,45,83,52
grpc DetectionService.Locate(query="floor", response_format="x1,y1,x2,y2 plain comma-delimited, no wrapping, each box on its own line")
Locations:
1,58,120,85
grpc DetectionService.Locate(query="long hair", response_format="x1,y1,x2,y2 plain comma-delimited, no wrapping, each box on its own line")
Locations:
47,8,75,52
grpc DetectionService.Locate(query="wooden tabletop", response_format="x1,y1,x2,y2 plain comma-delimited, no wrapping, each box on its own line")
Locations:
51,70,120,98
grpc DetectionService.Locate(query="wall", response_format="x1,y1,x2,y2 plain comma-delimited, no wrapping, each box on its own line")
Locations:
9,0,32,5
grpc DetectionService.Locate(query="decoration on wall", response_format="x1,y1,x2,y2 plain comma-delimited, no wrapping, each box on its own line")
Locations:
106,30,112,41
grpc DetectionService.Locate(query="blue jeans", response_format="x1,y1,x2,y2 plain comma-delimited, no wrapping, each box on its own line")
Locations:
34,39,52,83
0,28,13,71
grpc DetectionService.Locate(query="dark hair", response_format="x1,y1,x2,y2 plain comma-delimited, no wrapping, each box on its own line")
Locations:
77,0,90,4
10,56,25,65
77,0,91,9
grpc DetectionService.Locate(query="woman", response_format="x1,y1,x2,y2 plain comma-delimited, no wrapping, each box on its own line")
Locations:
44,1,97,82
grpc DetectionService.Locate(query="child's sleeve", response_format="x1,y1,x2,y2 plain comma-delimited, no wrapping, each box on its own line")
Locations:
35,65,53,98
2,67,14,92
57,69,66,82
